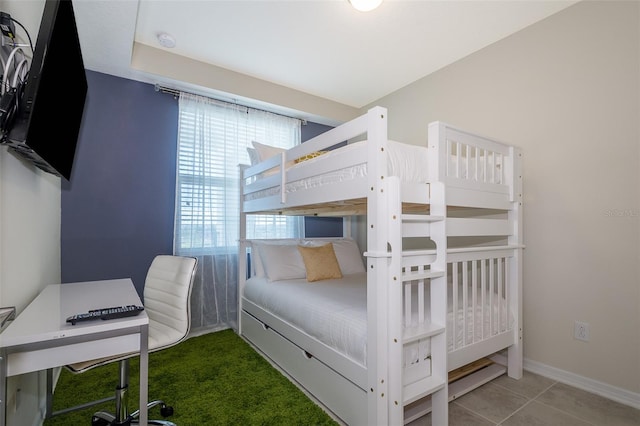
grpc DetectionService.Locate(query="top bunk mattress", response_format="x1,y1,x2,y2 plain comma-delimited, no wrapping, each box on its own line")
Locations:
246,141,430,201
245,139,503,201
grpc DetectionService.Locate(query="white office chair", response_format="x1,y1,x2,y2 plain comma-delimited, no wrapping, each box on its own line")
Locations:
59,255,197,426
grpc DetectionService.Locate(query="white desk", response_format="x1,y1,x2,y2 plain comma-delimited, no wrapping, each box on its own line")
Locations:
0,279,149,425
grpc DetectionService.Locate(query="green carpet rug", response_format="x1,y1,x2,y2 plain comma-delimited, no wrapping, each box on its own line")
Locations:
44,329,338,425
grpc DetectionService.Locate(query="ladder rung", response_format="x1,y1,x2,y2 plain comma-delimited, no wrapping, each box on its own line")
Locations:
404,374,447,405
401,249,436,257
402,214,445,223
365,250,442,259
402,269,444,282
403,322,445,344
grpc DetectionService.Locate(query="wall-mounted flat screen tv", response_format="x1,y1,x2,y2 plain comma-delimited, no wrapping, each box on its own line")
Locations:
5,0,87,181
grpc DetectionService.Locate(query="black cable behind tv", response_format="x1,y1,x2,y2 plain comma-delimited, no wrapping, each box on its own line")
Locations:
2,0,87,181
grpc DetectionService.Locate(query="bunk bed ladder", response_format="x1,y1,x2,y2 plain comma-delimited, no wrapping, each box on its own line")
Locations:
386,179,448,425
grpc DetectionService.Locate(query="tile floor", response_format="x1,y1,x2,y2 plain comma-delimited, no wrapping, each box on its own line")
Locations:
411,371,640,426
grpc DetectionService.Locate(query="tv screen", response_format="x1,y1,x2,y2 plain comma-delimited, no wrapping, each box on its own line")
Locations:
5,0,87,180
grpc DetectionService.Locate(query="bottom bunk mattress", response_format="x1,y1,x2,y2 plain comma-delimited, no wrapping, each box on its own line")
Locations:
242,272,511,366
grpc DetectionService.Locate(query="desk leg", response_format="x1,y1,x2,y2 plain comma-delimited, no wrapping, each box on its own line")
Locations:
139,324,148,426
45,369,53,418
0,349,6,426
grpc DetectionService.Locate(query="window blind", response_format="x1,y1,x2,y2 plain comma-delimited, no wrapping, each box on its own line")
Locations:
175,93,301,252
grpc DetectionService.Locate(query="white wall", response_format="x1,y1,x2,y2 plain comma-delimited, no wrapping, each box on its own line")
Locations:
131,43,360,127
0,1,61,423
367,1,639,396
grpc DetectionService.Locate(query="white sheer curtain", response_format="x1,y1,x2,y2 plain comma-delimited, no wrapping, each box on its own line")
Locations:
174,92,302,335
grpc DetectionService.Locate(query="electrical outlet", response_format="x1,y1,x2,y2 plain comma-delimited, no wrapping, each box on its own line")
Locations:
574,321,589,342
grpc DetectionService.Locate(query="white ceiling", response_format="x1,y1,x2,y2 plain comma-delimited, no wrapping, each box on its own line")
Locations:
74,0,576,111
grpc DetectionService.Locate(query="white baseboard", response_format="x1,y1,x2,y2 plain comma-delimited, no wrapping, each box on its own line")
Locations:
523,358,640,410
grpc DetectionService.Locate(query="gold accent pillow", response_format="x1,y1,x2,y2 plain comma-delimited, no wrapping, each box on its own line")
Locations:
294,151,327,163
297,243,343,282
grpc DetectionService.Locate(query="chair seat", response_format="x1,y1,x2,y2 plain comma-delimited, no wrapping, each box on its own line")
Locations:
68,316,189,373
66,352,135,373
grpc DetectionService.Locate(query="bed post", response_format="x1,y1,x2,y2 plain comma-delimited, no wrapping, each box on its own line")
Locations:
507,147,523,379
427,122,448,183
238,164,248,335
386,176,403,423
363,106,391,425
429,181,449,426
343,216,352,239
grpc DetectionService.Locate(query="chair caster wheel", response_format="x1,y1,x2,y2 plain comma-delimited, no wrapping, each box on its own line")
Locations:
160,404,174,417
91,417,111,426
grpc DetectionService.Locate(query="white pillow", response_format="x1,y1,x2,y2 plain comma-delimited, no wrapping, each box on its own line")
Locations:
248,242,264,277
250,239,299,278
259,243,306,281
251,238,306,281
252,141,285,162
246,147,260,165
251,141,295,176
302,238,365,275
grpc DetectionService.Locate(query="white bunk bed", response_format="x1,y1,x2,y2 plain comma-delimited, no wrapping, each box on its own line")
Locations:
238,106,523,425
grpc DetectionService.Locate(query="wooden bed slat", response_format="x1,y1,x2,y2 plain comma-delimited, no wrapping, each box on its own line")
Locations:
448,357,494,383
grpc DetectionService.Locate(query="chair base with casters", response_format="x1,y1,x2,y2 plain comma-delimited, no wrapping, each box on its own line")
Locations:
89,358,175,426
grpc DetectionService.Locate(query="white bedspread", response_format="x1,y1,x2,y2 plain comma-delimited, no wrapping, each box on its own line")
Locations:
244,273,367,365
243,272,510,366
285,140,430,190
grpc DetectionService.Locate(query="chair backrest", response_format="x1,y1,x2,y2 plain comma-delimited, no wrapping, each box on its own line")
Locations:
143,255,197,352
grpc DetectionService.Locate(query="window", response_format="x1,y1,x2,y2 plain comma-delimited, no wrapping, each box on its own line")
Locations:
174,93,302,333
175,93,302,254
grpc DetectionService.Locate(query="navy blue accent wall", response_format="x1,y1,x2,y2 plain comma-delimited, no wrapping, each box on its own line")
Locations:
61,73,340,296
301,121,343,238
302,121,333,141
61,71,178,296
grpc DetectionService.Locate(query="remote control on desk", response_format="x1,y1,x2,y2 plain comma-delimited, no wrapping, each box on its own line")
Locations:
66,305,144,325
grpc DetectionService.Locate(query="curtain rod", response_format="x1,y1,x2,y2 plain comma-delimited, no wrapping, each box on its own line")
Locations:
154,84,307,125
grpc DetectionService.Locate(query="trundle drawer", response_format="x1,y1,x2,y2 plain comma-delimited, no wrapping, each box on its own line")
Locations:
241,310,367,425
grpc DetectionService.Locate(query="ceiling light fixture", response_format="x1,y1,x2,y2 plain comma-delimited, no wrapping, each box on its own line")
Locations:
349,0,383,12
157,32,176,48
